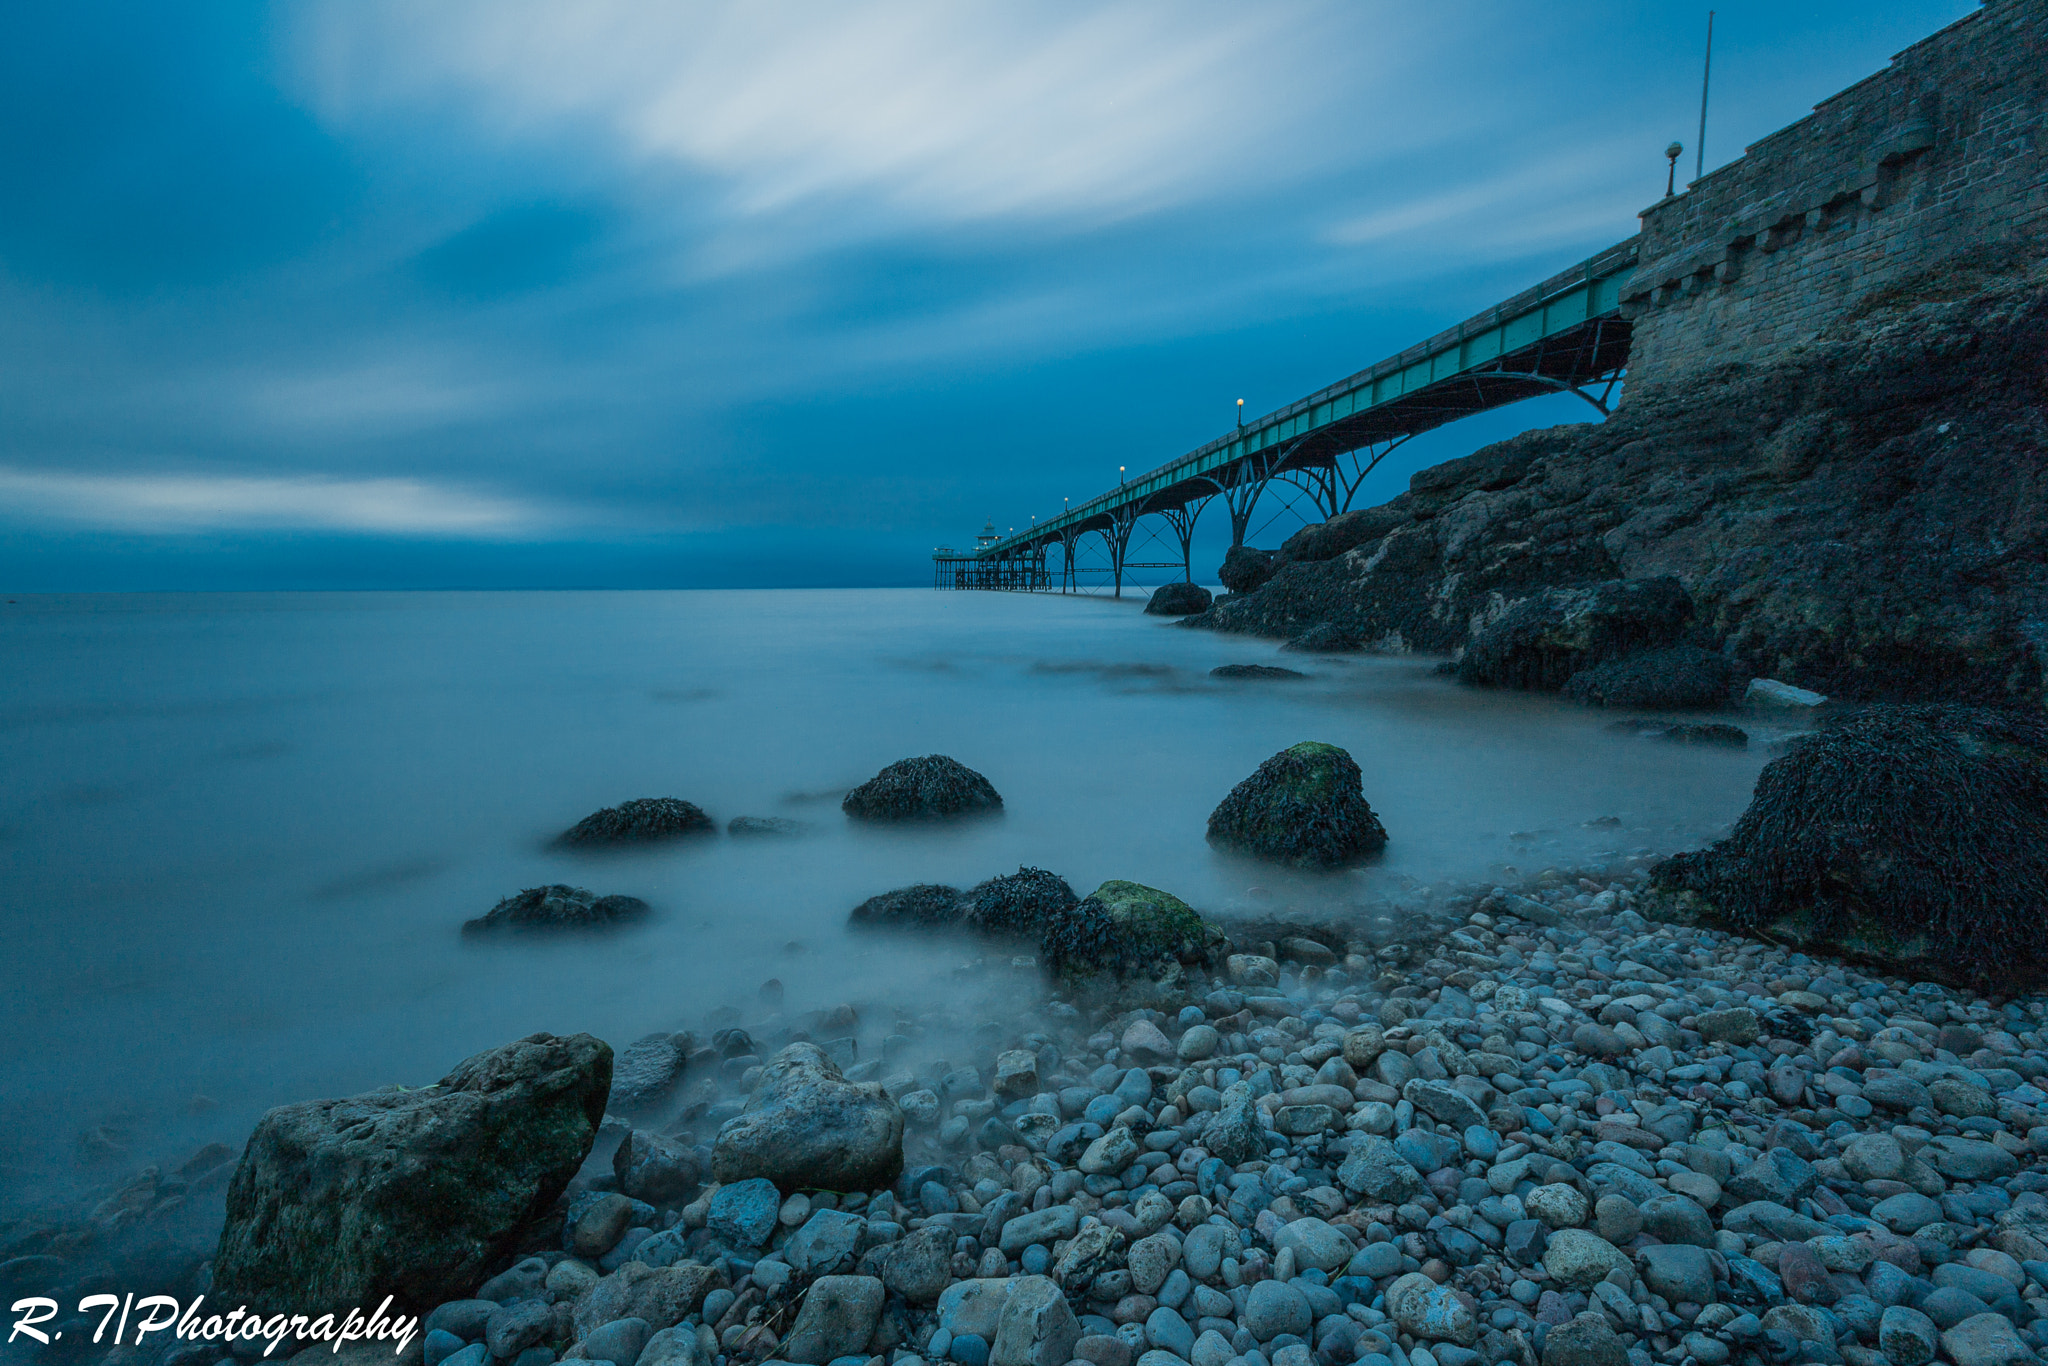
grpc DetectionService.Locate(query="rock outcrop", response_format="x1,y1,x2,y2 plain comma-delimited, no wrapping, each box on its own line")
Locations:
843,755,1003,821
1206,742,1388,869
213,1032,610,1315
710,1043,904,1193
1651,704,2048,989
1186,252,2048,709
462,885,650,936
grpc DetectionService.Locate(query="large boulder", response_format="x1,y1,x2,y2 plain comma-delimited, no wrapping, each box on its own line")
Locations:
1652,705,2048,988
555,798,714,848
1218,546,1280,595
1039,880,1215,980
1457,578,1694,692
1146,583,1213,616
710,1043,904,1192
1206,742,1388,868
461,885,650,936
843,755,1002,821
965,867,1078,937
212,1032,610,1316
1563,646,1742,710
847,883,966,930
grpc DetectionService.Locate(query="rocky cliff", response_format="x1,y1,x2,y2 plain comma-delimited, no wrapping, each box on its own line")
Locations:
1188,245,2048,708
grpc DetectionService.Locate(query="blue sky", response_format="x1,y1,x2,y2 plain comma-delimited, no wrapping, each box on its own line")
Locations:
0,0,1978,590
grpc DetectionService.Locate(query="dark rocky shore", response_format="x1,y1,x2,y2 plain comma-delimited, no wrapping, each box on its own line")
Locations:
1184,249,2048,711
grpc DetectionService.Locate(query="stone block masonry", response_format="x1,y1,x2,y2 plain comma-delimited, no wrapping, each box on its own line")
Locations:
1623,0,2048,389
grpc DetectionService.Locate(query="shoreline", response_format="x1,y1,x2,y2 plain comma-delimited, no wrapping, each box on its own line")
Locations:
21,842,2048,1366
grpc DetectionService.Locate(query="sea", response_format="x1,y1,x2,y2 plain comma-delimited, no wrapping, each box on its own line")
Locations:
0,588,1774,1219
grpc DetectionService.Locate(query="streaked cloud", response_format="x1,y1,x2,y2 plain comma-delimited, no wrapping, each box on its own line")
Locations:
298,0,1376,231
0,466,548,536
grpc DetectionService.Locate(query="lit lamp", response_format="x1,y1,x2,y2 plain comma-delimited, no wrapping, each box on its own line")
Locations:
1237,398,1244,429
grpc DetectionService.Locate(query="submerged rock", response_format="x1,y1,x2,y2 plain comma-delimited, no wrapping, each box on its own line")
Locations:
462,885,650,936
1039,879,1214,979
847,883,967,930
1652,704,2048,988
965,866,1078,937
212,1032,610,1316
1210,664,1306,680
842,755,1003,821
1457,578,1694,692
1563,645,1742,710
555,797,714,847
1607,719,1749,748
710,1042,904,1192
727,815,813,838
1206,741,1388,868
1145,582,1213,616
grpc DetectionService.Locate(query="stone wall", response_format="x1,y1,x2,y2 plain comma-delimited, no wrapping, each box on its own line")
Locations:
1623,0,2048,389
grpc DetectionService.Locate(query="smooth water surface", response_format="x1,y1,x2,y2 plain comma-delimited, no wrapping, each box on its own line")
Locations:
0,588,1774,1208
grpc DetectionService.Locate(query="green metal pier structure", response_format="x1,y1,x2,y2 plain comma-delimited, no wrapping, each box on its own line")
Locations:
935,236,1639,595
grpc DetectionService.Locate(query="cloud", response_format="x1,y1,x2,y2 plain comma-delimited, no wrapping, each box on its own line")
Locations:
1321,141,1648,257
0,466,549,537
298,0,1374,232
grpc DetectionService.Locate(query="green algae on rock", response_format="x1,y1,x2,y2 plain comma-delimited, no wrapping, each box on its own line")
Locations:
1039,879,1216,979
212,1031,611,1317
1206,741,1388,869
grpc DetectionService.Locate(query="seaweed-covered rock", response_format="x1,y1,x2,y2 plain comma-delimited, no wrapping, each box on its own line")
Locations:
1040,880,1215,979
1145,582,1213,616
1218,546,1280,595
1281,623,1361,653
1206,742,1388,869
1458,578,1694,692
1211,664,1306,680
710,1043,904,1193
462,885,650,936
1564,645,1742,710
965,867,1078,937
212,1032,610,1316
847,884,966,930
556,798,714,847
1651,705,2048,988
842,755,1003,821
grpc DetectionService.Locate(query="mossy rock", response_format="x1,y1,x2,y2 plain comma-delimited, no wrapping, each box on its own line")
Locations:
1040,879,1217,979
1206,742,1388,869
555,797,715,847
1651,704,2048,990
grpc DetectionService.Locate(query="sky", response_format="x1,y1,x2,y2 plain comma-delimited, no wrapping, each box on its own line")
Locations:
0,0,1981,591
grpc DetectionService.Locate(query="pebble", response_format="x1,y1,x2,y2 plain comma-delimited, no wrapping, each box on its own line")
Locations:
335,866,2048,1366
